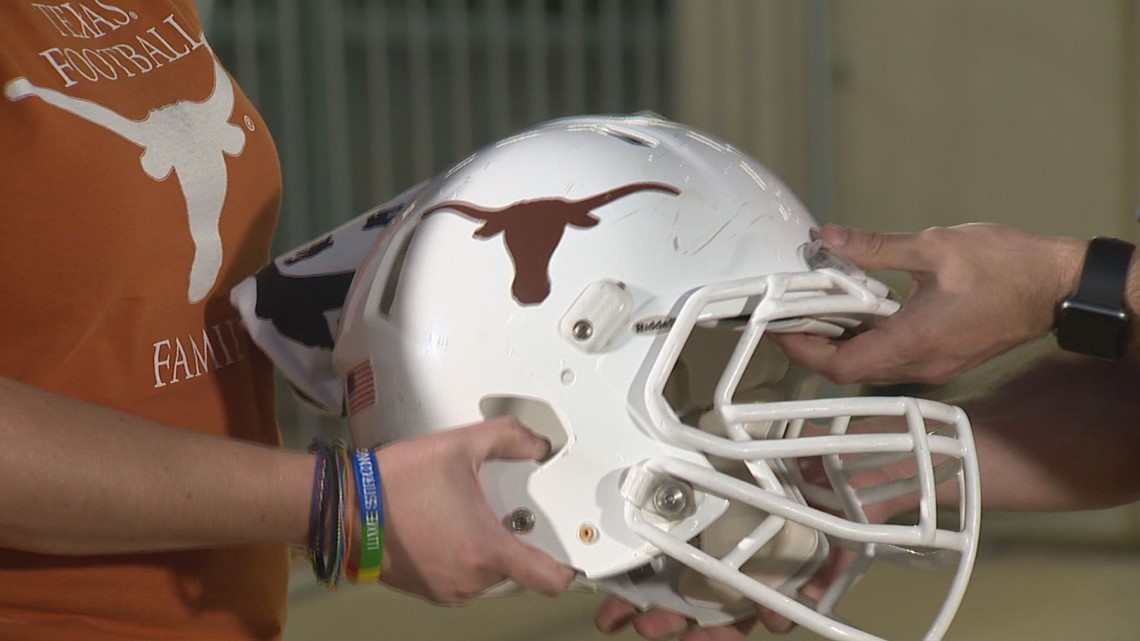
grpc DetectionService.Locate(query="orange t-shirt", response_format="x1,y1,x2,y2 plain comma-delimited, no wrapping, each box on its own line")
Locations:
0,2,287,639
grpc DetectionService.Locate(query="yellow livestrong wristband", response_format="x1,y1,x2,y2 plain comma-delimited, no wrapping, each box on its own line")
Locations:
348,448,384,582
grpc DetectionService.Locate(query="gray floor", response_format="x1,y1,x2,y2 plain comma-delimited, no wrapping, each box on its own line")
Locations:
283,547,1140,640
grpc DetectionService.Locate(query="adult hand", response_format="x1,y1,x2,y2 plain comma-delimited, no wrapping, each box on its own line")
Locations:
374,416,575,604
775,223,1086,385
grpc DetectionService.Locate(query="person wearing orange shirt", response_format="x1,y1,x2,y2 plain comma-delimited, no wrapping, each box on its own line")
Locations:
0,2,572,640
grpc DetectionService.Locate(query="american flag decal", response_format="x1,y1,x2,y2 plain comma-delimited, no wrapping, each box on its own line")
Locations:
345,360,376,416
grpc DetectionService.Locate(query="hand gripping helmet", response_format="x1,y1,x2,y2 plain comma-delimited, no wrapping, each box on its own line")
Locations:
334,114,980,640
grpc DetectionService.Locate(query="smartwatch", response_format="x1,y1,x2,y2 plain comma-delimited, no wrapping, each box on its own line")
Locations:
1054,236,1135,359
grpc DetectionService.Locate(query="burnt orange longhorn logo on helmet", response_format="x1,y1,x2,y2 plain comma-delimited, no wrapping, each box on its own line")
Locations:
423,182,681,305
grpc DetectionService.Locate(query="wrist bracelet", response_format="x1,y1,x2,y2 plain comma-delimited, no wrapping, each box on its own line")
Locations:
347,448,384,583
305,444,327,572
306,438,350,588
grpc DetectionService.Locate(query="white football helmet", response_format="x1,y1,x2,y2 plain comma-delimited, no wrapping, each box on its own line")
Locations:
334,114,980,641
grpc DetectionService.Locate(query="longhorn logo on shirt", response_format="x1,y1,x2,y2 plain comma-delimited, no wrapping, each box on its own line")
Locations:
423,182,680,304
5,51,245,304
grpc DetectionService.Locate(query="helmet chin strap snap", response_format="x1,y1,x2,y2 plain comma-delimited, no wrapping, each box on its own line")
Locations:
559,279,633,353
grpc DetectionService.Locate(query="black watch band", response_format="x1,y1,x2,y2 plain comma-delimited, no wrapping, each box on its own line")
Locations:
1054,236,1135,359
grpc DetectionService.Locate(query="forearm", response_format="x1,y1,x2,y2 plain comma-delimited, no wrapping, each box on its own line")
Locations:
954,350,1140,511
0,377,313,555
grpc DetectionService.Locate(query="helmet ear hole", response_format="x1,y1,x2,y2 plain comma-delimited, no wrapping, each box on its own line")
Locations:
479,395,570,459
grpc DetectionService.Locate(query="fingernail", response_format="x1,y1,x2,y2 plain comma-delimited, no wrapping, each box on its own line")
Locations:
809,226,820,241
662,619,688,638
596,619,622,634
825,224,849,248
597,611,634,634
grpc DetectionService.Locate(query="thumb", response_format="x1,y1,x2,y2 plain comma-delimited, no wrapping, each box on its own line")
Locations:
818,224,926,273
498,536,576,596
471,416,552,462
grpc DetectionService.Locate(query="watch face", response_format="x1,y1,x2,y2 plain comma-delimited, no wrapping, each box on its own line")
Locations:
1055,300,1129,360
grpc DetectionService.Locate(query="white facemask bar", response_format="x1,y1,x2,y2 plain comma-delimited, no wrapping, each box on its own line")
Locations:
622,268,981,641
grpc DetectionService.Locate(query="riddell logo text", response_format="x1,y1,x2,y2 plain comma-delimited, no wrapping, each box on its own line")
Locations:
634,317,675,334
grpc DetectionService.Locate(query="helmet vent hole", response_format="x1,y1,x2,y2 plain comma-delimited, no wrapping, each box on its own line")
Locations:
378,224,419,317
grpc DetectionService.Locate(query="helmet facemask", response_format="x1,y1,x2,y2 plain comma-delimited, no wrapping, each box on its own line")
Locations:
606,266,980,640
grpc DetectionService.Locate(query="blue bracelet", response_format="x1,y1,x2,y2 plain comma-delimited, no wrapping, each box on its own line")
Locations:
348,448,384,582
